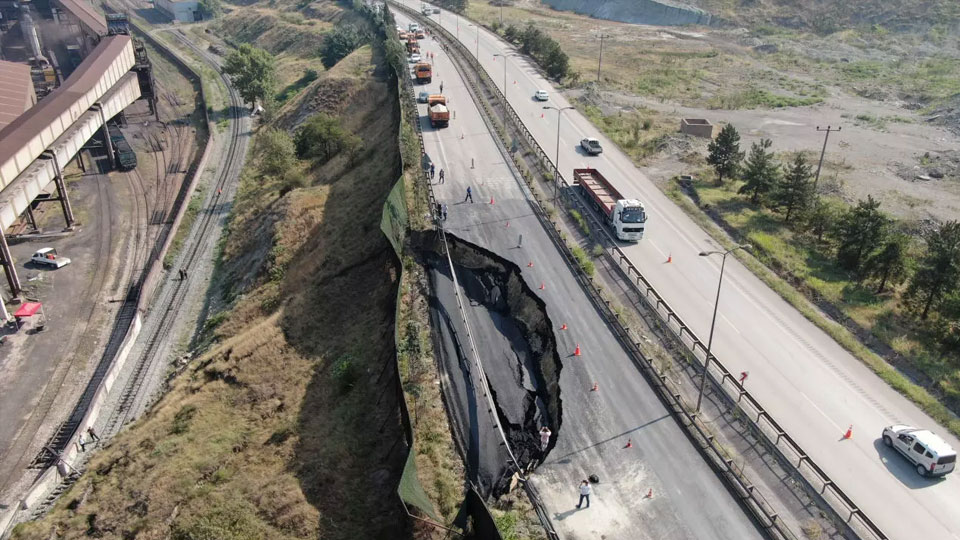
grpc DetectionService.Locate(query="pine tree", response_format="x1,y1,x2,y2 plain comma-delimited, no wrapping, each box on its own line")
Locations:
738,138,780,205
906,221,960,320
834,195,888,279
865,235,909,294
706,124,744,185
775,153,814,223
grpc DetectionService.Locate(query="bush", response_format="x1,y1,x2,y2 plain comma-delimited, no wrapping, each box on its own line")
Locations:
256,129,296,177
319,25,370,69
294,113,363,163
502,23,569,80
332,353,360,391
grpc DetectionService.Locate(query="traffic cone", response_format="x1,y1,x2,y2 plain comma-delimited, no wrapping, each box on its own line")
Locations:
490,196,495,204
505,221,510,228
560,323,567,330
591,382,598,392
843,425,853,439
645,488,653,498
528,261,534,267
666,253,672,263
539,282,545,290
574,343,581,356
541,113,544,118
625,438,633,449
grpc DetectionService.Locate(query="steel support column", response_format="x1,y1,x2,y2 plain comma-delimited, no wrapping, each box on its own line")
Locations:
43,151,76,227
25,205,39,231
95,105,117,170
0,229,23,298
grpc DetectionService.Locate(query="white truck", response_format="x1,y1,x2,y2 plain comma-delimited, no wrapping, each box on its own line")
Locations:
573,168,646,241
31,247,71,268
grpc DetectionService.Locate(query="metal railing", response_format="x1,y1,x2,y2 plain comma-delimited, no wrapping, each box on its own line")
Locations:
391,4,887,540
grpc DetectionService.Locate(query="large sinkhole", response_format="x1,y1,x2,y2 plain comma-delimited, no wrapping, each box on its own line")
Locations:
414,231,563,497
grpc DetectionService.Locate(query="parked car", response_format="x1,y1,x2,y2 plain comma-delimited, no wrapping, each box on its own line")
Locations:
534,89,549,101
882,425,956,477
418,91,430,103
31,247,71,268
580,137,603,155
410,53,421,63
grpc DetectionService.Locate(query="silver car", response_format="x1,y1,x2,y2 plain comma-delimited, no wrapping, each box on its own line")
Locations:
581,137,603,155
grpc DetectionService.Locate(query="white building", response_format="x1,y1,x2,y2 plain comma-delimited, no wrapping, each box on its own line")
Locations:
155,0,201,22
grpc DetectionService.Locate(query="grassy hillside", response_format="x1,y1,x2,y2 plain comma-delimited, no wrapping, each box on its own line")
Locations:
12,23,408,540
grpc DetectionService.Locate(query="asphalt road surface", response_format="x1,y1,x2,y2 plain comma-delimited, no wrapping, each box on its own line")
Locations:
397,2,960,538
398,11,763,538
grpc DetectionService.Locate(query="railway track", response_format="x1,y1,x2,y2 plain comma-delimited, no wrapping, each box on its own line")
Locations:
102,28,247,436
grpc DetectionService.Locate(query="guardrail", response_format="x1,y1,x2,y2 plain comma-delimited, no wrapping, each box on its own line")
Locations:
392,4,887,540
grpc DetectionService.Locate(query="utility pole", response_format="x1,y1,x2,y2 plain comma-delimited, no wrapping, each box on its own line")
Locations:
813,125,841,193
544,105,574,205
597,34,605,83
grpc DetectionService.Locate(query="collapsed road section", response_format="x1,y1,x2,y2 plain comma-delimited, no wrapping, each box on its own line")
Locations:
417,232,562,495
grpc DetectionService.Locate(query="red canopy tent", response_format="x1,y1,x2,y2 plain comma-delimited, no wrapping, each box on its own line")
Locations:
13,302,45,330
14,302,42,317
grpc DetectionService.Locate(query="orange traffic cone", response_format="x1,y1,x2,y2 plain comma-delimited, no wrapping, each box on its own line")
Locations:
539,282,545,290
574,343,581,356
843,425,853,439
540,113,544,118
528,261,534,267
625,438,633,448
645,488,653,498
666,253,672,263
505,221,510,228
591,382,598,392
560,323,567,330
490,196,495,205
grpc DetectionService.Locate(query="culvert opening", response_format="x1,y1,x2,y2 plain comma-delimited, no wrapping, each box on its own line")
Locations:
414,231,563,497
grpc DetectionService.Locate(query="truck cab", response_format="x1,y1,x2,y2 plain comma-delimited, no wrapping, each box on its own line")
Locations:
614,199,646,241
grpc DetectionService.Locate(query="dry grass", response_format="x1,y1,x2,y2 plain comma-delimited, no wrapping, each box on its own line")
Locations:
11,14,409,540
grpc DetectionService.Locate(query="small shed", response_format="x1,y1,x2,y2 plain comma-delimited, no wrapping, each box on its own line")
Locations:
681,118,714,139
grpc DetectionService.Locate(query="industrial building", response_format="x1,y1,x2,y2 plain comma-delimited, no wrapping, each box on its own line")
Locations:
155,0,202,22
0,2,156,298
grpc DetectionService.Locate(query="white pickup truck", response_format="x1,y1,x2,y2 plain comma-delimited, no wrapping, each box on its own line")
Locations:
31,247,71,268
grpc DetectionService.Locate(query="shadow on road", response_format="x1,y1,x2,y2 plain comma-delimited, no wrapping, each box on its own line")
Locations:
544,414,670,465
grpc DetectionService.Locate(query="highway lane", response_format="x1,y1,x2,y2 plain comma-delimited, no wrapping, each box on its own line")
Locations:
399,11,763,539
397,3,960,538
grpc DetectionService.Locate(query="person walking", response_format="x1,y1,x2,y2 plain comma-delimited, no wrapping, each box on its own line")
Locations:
464,186,473,203
442,203,448,221
435,202,443,221
86,427,101,443
439,81,444,93
576,480,591,509
430,163,436,179
539,426,551,451
76,435,86,453
181,268,188,280
439,169,445,184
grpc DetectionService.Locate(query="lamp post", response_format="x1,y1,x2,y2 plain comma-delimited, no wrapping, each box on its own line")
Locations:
467,23,479,61
695,244,751,414
493,53,508,116
543,105,574,205
456,14,459,40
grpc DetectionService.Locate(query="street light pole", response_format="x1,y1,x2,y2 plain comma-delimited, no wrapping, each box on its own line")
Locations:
597,34,605,83
544,105,574,205
695,244,750,413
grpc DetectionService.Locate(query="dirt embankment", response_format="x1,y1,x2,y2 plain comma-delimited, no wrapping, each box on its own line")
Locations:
11,33,407,540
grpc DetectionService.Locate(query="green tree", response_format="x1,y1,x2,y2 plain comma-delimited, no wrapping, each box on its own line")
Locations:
197,0,222,18
738,138,780,205
256,129,296,178
224,44,276,107
775,153,814,223
543,45,569,79
294,113,362,164
706,124,744,185
865,234,909,293
320,25,369,69
906,221,960,320
834,195,888,279
803,198,837,242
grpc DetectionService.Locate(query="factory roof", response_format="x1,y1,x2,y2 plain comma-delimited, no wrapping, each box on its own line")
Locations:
0,61,35,131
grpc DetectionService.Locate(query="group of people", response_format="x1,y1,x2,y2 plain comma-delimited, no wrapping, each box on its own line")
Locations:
539,426,592,509
429,163,445,184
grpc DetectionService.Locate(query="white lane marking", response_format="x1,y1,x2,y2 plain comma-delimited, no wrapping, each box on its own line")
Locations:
801,391,841,431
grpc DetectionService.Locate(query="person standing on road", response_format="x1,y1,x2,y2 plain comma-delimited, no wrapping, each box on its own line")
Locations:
440,81,444,93
430,163,436,179
464,186,473,203
576,480,591,509
435,202,443,221
439,169,445,184
442,204,448,221
539,426,551,451
76,435,86,453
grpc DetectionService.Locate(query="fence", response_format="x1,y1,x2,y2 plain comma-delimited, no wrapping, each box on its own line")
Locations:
391,3,887,540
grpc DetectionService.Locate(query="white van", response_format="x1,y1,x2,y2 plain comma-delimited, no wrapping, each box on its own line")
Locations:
882,425,956,477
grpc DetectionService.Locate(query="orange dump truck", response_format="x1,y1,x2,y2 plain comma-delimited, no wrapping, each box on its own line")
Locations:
406,38,420,54
414,62,432,84
428,95,449,128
